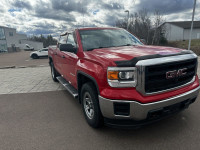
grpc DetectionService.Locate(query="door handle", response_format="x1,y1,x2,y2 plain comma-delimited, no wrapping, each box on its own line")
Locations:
61,55,65,58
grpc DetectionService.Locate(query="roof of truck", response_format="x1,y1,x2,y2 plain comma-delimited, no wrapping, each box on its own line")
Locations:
77,27,121,30
60,27,122,36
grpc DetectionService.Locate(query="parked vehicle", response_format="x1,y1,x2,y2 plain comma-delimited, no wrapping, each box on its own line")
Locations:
0,49,8,53
48,27,200,128
30,48,48,59
19,44,34,51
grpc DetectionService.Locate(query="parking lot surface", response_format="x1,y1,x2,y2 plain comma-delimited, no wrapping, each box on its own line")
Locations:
0,64,200,95
0,51,48,68
0,67,64,94
0,52,200,150
0,91,199,150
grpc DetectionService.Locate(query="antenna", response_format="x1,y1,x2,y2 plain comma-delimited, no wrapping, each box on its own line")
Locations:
82,5,84,27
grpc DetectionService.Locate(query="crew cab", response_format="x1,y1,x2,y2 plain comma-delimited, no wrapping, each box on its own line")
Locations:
48,27,199,128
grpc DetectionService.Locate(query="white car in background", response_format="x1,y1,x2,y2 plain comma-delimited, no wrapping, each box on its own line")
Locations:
30,48,48,59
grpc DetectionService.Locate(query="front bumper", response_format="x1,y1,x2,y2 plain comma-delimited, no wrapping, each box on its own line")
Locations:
99,86,200,121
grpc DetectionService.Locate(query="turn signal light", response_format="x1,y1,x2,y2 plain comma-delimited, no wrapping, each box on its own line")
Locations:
108,71,119,80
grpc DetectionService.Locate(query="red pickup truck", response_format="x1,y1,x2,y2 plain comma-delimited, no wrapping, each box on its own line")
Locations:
48,27,200,128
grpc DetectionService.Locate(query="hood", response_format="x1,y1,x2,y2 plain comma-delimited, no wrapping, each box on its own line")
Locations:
84,45,186,67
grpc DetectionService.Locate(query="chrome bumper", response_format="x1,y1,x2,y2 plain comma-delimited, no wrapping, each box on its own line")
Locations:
99,86,200,120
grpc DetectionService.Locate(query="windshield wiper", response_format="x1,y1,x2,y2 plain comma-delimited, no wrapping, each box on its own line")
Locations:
86,45,135,51
114,44,135,47
86,48,95,51
86,46,111,51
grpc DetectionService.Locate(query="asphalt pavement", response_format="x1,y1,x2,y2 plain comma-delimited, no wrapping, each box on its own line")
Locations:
0,90,199,150
0,51,48,68
0,51,200,150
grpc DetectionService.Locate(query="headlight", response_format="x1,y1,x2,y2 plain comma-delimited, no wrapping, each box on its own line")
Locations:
107,67,137,87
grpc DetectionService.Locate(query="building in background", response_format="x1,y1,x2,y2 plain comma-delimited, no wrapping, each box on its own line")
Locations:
20,39,43,50
162,21,200,41
0,26,43,52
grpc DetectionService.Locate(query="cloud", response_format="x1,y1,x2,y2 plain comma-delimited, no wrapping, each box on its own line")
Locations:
135,0,194,14
12,0,32,10
102,2,124,10
8,8,22,12
51,0,87,14
26,28,54,35
33,0,76,22
0,0,199,38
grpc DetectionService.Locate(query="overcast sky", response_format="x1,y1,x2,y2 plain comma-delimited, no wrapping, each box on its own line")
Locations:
0,0,199,38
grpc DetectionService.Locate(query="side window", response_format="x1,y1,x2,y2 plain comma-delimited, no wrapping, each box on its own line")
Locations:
67,34,76,47
59,35,67,44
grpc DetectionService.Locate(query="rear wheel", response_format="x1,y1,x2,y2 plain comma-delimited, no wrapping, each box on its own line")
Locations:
31,54,39,59
81,82,103,128
50,62,59,82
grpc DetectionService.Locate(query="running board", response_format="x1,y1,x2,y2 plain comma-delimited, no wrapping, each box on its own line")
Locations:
56,76,78,98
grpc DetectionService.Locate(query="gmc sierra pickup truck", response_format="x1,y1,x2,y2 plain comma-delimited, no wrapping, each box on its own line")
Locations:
48,27,200,128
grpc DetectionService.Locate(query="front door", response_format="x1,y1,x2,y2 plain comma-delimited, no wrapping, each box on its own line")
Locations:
55,34,68,75
61,33,78,87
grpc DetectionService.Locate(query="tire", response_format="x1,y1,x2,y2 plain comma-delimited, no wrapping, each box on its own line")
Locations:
31,54,39,59
50,62,59,82
81,82,103,128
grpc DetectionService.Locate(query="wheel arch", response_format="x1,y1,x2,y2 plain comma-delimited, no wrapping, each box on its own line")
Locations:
77,71,100,103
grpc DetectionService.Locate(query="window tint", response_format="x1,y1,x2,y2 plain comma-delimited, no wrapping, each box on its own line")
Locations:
79,29,143,51
67,34,76,47
59,35,67,44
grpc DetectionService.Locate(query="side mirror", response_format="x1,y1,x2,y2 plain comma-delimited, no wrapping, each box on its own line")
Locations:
60,44,77,53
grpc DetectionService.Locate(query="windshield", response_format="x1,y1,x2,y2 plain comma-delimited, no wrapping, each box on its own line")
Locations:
79,29,143,51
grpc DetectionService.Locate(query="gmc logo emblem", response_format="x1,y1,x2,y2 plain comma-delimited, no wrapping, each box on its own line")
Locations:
166,68,187,79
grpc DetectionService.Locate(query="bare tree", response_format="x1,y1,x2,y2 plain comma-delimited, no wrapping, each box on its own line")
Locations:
116,9,166,45
152,10,165,45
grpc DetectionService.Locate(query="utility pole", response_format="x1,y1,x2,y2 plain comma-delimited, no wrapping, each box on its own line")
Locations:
188,0,196,50
125,10,129,30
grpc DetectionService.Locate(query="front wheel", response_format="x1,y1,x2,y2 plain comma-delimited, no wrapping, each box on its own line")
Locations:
31,54,39,59
81,82,103,128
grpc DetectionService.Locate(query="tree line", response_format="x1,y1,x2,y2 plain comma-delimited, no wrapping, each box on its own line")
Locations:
28,34,57,48
116,9,167,45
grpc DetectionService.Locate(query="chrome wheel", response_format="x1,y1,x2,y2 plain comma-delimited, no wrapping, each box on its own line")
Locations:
83,92,94,119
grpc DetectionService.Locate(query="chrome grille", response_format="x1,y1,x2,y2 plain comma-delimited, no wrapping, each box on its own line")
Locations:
145,59,197,93
136,54,198,95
